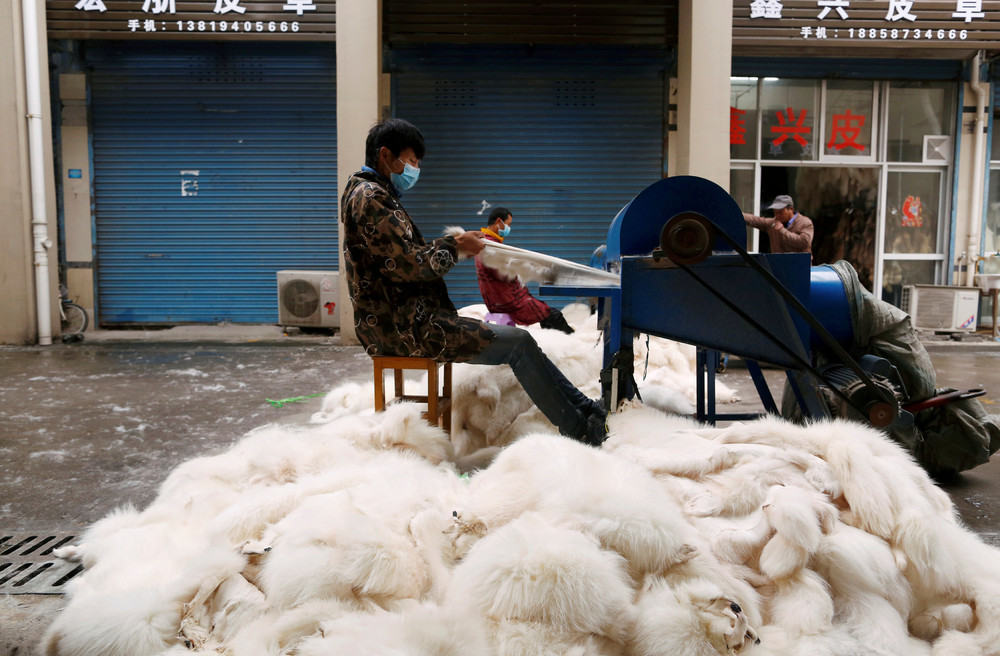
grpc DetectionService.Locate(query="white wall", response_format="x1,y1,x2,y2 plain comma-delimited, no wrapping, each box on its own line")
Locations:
673,0,733,190
0,0,58,345
335,0,383,344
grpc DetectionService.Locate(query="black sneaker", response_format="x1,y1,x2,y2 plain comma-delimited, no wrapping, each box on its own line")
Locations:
581,406,609,447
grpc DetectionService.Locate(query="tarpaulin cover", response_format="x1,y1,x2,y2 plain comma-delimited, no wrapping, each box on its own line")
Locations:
784,260,1000,475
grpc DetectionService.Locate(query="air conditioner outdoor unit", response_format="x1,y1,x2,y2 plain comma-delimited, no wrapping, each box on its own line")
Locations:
276,270,340,328
900,284,978,332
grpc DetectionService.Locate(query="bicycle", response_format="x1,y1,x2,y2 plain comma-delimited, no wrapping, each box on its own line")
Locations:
59,284,88,340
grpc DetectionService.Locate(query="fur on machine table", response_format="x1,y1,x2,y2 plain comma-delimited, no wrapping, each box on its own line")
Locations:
41,309,1000,656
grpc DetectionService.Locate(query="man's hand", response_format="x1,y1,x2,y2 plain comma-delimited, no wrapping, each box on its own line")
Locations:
455,230,486,256
768,219,784,233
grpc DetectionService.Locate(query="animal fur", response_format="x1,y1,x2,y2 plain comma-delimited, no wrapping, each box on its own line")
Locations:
41,367,1000,656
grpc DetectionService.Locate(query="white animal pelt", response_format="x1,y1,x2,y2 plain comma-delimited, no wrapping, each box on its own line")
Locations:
310,303,734,461
630,576,760,656
41,404,467,655
42,529,246,656
42,392,1000,656
476,240,559,285
446,512,637,653
295,602,493,656
454,433,698,577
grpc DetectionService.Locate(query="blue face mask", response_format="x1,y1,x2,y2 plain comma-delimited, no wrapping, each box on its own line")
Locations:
390,160,420,192
498,225,511,237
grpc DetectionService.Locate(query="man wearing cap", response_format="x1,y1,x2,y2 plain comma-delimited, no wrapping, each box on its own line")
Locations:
743,194,814,257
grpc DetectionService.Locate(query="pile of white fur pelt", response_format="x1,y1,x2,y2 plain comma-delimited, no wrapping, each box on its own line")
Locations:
311,303,739,466
43,397,1000,655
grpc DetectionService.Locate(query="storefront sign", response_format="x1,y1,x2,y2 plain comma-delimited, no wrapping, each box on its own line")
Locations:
730,107,749,144
734,0,1000,54
826,109,865,151
731,104,873,155
771,107,811,148
46,0,335,40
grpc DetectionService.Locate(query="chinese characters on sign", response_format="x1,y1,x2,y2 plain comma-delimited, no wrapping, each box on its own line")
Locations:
771,107,810,148
826,109,865,152
747,0,984,42
730,107,748,145
732,106,871,156
75,0,107,11
68,0,324,35
886,0,917,22
817,0,849,20
74,0,317,13
750,0,784,18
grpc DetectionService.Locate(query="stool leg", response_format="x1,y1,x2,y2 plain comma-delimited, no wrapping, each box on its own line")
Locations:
374,362,386,412
426,362,438,426
394,369,404,402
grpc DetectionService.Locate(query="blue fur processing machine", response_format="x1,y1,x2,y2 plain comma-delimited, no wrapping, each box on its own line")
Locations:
541,175,916,429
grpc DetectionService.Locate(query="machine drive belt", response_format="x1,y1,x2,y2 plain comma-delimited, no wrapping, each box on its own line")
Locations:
708,223,895,408
671,260,865,418
659,212,896,423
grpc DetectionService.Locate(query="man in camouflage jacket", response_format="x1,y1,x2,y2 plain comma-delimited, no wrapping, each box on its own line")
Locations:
342,169,493,362
341,118,608,446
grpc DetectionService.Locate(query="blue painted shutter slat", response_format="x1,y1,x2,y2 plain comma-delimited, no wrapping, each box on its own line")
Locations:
88,43,337,324
392,45,668,308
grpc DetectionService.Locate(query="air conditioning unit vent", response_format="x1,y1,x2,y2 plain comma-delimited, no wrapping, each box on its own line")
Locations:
900,284,978,332
276,270,339,328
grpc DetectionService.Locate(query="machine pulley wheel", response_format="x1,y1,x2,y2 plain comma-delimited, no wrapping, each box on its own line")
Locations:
866,401,896,428
660,212,714,265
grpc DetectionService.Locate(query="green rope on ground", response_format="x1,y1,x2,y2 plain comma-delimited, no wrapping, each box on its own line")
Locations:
266,392,325,408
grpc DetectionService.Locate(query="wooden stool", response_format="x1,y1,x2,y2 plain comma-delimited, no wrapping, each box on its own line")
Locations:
372,356,452,434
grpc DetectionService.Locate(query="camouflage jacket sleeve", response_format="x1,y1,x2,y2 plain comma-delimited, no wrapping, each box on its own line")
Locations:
348,183,459,283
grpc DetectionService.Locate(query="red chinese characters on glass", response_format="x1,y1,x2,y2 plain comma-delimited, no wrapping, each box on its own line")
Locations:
730,107,748,145
826,109,867,152
771,107,810,148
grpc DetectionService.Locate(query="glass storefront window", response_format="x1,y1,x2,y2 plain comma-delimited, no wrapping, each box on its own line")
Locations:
885,170,942,254
986,167,1000,254
760,79,818,161
885,81,954,163
731,76,954,300
730,167,756,249
823,80,874,158
730,78,758,161
882,260,936,308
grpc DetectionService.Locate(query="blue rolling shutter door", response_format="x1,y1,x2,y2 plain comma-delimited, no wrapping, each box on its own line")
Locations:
392,45,668,308
88,43,337,325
